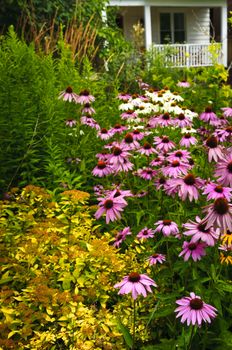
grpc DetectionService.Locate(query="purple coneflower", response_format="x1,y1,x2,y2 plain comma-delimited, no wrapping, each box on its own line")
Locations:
121,133,140,150
156,113,174,127
109,146,132,167
81,103,95,115
177,80,190,88
117,92,131,101
161,160,190,178
113,227,132,248
109,123,127,135
131,129,146,141
58,86,78,103
154,219,179,237
114,272,157,299
92,161,113,177
65,119,77,127
138,142,156,156
167,149,191,163
153,136,176,153
179,133,197,148
95,196,127,224
203,182,232,201
173,174,204,202
202,197,232,231
221,107,232,118
107,187,133,199
199,106,218,124
147,253,166,265
204,136,224,162
120,110,138,120
150,155,165,167
183,216,219,246
80,116,100,130
173,113,192,128
76,89,95,104
175,292,217,326
179,240,207,261
137,227,155,239
136,167,157,181
214,126,232,142
214,153,232,187
97,128,113,140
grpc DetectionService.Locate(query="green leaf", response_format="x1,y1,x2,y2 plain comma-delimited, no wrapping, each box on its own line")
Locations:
117,318,133,348
217,281,232,293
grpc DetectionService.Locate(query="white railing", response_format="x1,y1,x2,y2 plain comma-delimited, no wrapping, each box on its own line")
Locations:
151,43,222,67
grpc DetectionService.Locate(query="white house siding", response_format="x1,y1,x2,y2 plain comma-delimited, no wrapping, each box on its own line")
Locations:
119,6,210,45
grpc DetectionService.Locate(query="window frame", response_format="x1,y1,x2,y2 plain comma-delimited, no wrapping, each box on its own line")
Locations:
159,11,186,44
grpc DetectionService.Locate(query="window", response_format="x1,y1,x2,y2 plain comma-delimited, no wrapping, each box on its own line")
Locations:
160,13,185,44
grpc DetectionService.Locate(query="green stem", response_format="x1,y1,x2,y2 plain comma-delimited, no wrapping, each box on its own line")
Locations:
187,325,195,350
132,299,136,350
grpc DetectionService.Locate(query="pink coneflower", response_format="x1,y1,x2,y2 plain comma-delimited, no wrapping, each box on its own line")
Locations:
179,133,198,148
177,80,190,88
81,103,96,115
92,161,113,177
154,219,179,237
114,158,134,173
65,119,77,127
156,113,174,127
203,182,232,201
120,110,138,120
170,174,204,202
202,198,232,231
200,106,218,123
117,92,131,101
167,149,191,163
137,227,155,239
58,86,78,103
109,123,127,135
138,142,156,156
131,129,146,141
214,153,232,187
147,253,166,265
76,89,95,104
221,107,232,118
204,136,224,162
150,155,165,167
114,272,157,299
161,160,190,178
97,128,113,140
80,116,100,130
214,126,232,142
109,146,132,167
136,167,157,180
153,136,176,153
113,227,132,248
183,216,219,246
95,196,127,224
121,133,140,150
173,113,192,128
108,187,133,199
179,240,207,261
175,292,217,326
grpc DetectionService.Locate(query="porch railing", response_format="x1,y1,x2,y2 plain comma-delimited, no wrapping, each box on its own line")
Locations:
151,43,222,68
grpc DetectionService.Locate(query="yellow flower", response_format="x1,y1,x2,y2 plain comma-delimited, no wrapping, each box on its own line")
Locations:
221,230,232,245
220,253,232,265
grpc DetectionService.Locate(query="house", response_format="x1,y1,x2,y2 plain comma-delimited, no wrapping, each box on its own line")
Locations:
106,0,228,67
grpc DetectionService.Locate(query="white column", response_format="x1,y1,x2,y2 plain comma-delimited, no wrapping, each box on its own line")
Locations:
144,5,152,50
221,5,228,66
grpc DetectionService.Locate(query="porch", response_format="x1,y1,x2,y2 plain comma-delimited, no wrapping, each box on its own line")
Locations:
107,0,228,67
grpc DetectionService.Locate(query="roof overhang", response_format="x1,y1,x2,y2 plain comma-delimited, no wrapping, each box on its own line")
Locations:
108,0,227,7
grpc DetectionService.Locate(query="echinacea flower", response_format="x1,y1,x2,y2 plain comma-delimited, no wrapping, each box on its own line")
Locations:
202,197,232,231
137,142,156,156
179,240,207,261
114,272,157,299
214,153,232,187
214,126,232,142
167,149,191,163
221,107,232,118
136,167,157,181
80,116,100,130
202,182,232,201
81,103,96,115
175,292,217,326
113,227,132,248
156,112,174,127
65,119,77,127
177,80,190,88
204,136,224,162
137,227,155,239
117,92,131,101
179,133,198,148
200,106,218,124
121,133,140,150
147,253,166,265
183,216,219,246
92,161,113,177
76,89,95,104
95,196,127,224
173,113,192,128
161,160,190,178
97,128,113,140
154,219,179,237
170,174,204,202
58,86,78,102
109,124,127,135
153,136,176,153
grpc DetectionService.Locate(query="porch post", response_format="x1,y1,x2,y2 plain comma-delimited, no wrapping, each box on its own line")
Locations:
144,5,152,50
221,5,228,67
